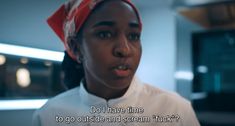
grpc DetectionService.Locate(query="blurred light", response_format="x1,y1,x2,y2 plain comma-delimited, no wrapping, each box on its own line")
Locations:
44,61,52,67
16,68,31,88
0,43,64,62
191,92,207,100
185,0,215,5
0,99,48,110
20,57,29,64
0,55,6,65
197,65,208,73
175,71,194,81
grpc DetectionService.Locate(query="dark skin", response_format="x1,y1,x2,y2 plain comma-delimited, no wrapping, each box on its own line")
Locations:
71,0,142,100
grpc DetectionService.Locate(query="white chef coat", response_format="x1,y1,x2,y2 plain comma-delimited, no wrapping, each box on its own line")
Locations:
32,76,200,126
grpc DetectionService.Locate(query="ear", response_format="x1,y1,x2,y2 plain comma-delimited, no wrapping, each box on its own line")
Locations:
67,36,82,58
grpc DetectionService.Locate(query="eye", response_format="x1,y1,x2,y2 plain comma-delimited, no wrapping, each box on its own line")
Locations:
128,33,141,42
96,31,113,39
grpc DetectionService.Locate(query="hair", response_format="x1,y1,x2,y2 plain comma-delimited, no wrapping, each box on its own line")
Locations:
61,1,108,90
61,51,84,90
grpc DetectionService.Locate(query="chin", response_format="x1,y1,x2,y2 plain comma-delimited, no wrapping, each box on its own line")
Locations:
105,75,134,90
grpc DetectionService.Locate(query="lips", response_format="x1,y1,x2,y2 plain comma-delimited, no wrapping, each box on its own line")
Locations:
112,63,132,77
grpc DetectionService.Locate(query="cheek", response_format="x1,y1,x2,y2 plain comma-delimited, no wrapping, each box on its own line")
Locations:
139,45,142,59
138,44,142,56
133,43,142,60
81,41,112,66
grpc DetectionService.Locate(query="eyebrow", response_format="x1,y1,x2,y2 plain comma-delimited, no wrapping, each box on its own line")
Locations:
129,22,141,29
92,21,141,29
93,21,115,28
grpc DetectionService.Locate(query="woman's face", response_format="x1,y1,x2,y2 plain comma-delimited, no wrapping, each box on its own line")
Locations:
78,0,142,91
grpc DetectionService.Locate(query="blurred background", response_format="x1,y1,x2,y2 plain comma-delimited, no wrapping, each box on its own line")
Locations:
0,0,235,126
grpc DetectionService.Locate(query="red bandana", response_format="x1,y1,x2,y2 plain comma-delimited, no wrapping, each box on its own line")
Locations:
47,0,142,60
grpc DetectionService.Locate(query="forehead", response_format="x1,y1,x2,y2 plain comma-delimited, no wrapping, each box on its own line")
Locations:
84,0,139,27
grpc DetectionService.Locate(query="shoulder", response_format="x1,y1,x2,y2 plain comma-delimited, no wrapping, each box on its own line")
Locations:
35,86,81,115
141,82,189,105
137,81,192,114
32,86,83,125
32,87,81,125
137,82,200,125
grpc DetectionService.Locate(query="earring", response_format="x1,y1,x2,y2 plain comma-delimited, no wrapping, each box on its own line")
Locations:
77,56,81,63
77,55,83,64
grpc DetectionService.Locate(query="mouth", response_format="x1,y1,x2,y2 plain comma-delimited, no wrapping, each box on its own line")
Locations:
112,64,132,77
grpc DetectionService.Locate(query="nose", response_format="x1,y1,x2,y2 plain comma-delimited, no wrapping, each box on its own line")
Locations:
113,35,130,58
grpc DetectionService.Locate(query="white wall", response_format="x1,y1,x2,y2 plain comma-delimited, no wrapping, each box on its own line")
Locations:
0,1,65,126
0,0,65,51
137,6,176,91
175,14,203,99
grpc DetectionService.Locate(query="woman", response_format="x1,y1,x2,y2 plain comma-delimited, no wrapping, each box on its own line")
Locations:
33,0,200,125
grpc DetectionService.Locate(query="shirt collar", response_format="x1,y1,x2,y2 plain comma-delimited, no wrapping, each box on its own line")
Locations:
79,76,142,107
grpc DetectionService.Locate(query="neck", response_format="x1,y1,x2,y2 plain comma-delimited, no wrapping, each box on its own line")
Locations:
83,79,129,100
